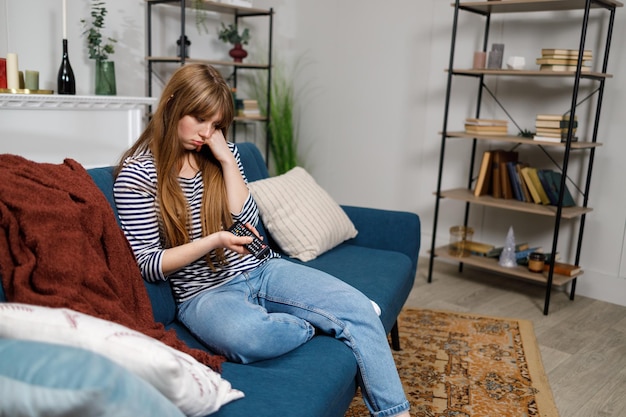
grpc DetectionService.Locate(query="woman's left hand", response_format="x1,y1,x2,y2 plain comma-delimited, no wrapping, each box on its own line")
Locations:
205,129,234,165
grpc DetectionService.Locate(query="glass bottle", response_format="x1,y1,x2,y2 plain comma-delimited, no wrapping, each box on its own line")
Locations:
57,39,76,95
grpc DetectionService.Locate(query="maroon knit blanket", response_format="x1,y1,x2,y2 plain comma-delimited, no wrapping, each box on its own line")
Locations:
0,155,225,371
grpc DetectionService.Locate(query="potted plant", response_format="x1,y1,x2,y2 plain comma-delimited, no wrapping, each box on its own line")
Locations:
81,0,117,95
247,57,302,175
218,23,250,62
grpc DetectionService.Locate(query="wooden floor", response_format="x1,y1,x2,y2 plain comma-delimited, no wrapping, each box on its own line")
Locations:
404,257,626,417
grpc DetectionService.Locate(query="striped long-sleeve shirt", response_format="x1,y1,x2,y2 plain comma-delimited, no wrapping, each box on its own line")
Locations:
113,142,278,303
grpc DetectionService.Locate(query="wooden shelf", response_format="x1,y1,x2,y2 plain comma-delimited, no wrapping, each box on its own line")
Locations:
438,188,592,219
0,94,157,110
146,0,272,16
456,0,623,14
451,68,612,78
445,131,603,149
434,245,581,286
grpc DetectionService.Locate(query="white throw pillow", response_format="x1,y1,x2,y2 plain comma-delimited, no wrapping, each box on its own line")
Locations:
248,167,358,261
0,303,244,417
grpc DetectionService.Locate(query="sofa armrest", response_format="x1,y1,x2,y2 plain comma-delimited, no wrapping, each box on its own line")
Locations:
341,205,421,277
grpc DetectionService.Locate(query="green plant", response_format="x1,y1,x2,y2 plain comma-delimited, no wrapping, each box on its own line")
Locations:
247,59,301,175
218,23,250,46
81,0,117,62
517,129,535,138
191,0,209,33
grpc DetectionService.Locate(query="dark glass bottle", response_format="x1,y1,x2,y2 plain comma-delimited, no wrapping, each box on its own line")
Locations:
57,39,76,95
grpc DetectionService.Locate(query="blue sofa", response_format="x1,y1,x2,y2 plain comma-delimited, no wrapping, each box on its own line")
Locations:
1,142,420,417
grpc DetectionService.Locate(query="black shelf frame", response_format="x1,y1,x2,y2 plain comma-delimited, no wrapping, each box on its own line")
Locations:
428,0,619,315
145,0,274,163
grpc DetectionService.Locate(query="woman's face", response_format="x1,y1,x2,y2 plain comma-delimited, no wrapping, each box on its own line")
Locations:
177,114,222,151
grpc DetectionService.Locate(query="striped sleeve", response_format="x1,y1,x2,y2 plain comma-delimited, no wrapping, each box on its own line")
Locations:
113,155,165,283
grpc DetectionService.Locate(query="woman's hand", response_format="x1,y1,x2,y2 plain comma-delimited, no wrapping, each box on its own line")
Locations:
205,129,235,165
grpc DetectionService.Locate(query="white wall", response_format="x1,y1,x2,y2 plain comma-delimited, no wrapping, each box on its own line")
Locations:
1,0,624,306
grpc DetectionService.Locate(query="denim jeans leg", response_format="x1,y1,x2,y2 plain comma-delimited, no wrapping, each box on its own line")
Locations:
256,259,409,417
177,272,315,364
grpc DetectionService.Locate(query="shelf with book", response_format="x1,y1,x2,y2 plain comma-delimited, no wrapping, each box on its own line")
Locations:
444,132,603,149
429,0,621,315
450,68,612,78
145,0,274,161
438,188,592,219
433,246,580,287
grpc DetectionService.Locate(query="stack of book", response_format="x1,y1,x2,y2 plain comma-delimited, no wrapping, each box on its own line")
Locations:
536,48,592,72
533,114,578,143
237,99,261,118
464,118,508,136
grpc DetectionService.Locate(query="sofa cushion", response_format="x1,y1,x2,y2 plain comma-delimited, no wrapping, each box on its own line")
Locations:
248,167,358,261
0,338,185,417
215,336,357,417
0,303,243,417
289,244,414,333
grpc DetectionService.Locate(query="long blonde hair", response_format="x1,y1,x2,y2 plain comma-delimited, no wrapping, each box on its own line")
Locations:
117,64,235,267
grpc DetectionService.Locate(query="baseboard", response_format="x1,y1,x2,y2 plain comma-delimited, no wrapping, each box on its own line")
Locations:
574,269,626,307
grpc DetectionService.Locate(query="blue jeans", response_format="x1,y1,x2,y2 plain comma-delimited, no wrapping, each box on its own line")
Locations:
178,258,409,417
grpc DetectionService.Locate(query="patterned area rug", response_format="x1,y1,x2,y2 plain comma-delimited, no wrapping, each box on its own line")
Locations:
345,308,559,417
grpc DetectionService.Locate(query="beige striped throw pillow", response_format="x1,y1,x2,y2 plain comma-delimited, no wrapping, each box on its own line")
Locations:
247,167,358,262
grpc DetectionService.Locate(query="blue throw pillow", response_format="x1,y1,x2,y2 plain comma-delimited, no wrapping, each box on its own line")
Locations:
0,338,185,417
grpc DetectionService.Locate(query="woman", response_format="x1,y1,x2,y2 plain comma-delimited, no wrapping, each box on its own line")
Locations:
113,64,410,417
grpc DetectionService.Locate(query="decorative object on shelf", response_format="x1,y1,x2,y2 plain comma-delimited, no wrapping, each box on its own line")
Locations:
506,56,526,70
24,70,39,91
7,53,20,90
528,252,546,273
176,35,191,58
498,226,518,268
448,225,474,257
81,0,117,95
0,58,6,88
218,23,250,63
473,51,487,69
191,0,209,33
487,43,504,69
57,0,76,95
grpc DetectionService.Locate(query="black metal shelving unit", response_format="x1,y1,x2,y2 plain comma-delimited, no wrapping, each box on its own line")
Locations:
428,0,621,315
145,0,274,162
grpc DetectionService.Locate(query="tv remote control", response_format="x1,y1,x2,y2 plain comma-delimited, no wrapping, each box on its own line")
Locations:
227,221,270,259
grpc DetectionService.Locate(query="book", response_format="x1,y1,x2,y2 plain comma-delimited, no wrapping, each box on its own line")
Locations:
491,150,518,198
520,166,542,204
533,135,578,143
465,125,509,137
526,167,551,205
543,261,581,276
536,58,591,66
535,127,577,136
462,240,495,255
537,169,558,205
500,161,515,199
535,119,578,129
484,242,530,258
541,48,592,57
543,170,576,206
465,118,508,126
506,161,524,201
515,163,532,202
536,114,577,121
540,64,591,72
515,247,542,260
474,151,493,197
